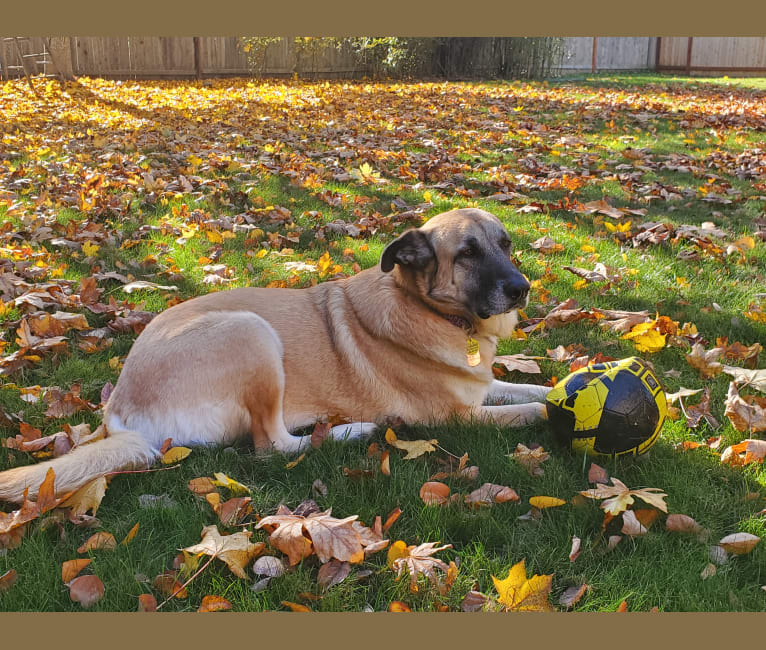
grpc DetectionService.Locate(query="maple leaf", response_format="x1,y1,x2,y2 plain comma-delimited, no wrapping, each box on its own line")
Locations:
491,559,554,612
384,428,438,459
720,439,766,467
182,525,264,579
579,477,668,515
391,541,453,592
510,443,549,476
59,476,108,516
256,507,384,566
621,320,666,354
721,366,766,393
686,343,725,378
724,382,766,433
685,387,720,429
493,354,542,374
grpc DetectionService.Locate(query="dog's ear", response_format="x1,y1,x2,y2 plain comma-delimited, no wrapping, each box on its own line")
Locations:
380,229,434,273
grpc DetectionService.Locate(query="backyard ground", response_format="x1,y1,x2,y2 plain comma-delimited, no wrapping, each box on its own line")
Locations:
0,72,765,612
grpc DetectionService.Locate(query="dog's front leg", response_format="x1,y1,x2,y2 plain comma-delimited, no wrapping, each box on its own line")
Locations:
475,403,548,427
485,379,551,405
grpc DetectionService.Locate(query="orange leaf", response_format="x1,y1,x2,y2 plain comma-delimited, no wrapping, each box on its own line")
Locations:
282,600,312,612
78,532,116,553
388,601,412,612
419,481,450,505
198,595,233,612
62,559,92,583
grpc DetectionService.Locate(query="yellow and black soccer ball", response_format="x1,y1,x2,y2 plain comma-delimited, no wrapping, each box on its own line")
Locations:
546,357,667,458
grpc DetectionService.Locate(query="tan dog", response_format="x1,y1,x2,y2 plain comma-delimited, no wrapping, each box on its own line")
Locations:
0,208,550,502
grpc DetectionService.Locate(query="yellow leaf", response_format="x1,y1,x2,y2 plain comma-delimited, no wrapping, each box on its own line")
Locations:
491,559,554,612
256,249,268,258
423,191,432,202
285,453,306,470
82,241,100,257
387,540,411,568
121,522,139,546
385,429,438,459
161,446,192,464
211,473,250,496
206,230,223,244
529,496,566,509
621,321,666,353
59,477,108,517
581,244,595,253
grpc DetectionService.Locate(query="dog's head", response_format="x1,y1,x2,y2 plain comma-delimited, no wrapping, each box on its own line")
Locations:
380,208,529,326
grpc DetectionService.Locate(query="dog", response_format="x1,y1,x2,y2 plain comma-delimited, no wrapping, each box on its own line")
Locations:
0,208,550,502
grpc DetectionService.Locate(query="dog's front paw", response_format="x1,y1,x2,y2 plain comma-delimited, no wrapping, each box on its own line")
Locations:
330,422,377,442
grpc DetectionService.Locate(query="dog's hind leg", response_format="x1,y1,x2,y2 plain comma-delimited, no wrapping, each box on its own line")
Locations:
329,422,377,441
484,380,551,405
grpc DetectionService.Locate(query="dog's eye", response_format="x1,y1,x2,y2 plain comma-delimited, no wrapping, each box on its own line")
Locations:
459,244,478,258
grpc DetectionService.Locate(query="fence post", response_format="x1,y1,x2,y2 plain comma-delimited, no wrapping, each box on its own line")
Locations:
591,37,598,74
193,37,202,79
0,39,7,80
686,37,693,76
655,37,662,71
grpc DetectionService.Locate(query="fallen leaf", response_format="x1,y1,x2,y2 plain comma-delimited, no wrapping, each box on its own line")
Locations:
282,600,312,612
0,569,18,592
211,473,250,496
461,590,488,612
78,531,116,553
569,536,581,562
160,446,191,464
252,556,286,578
392,541,453,592
720,438,766,466
666,514,705,536
138,593,158,612
718,532,760,555
317,559,351,589
198,595,233,612
188,477,218,495
616,600,628,612
68,574,105,608
380,451,391,476
311,479,328,497
494,354,542,374
419,481,451,506
685,387,720,429
62,558,92,583
385,428,438,459
588,463,609,485
724,382,766,433
491,559,554,612
721,366,766,394
686,343,724,378
511,443,550,477
700,563,717,580
60,477,108,516
183,526,264,578
559,583,589,609
388,601,411,612
285,453,306,469
528,496,566,509
580,477,668,515
465,483,520,507
121,522,140,546
152,572,189,599
382,507,402,533
621,510,647,536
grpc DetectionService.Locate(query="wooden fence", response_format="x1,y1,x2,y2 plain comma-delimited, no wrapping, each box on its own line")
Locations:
2,37,766,80
657,37,766,75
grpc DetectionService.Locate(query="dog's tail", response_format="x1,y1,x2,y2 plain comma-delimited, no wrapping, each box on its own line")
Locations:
0,420,159,503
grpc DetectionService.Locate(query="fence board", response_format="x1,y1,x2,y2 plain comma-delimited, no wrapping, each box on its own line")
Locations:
658,36,766,73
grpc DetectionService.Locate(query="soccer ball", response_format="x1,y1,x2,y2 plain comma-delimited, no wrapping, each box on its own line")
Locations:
545,357,667,458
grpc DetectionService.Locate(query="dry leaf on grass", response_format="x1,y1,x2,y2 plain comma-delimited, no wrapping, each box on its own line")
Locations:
721,366,766,393
559,583,589,609
388,601,411,612
59,476,107,517
256,507,385,566
666,514,706,536
197,595,233,612
182,525,264,578
68,574,105,609
121,522,140,546
153,572,188,599
718,532,760,555
686,343,725,378
391,541,453,592
621,510,647,536
317,559,351,589
137,594,157,612
569,536,581,562
461,590,488,612
720,438,766,467
282,600,312,612
252,556,286,578
724,382,766,433
491,559,554,612
510,443,549,477
579,477,668,515
419,481,450,506
588,463,609,485
465,483,519,507
0,569,18,592
77,531,116,553
685,388,720,429
494,355,542,374
62,559,91,583
160,446,191,464
700,563,717,580
529,496,566,509
210,473,250,496
385,428,438,459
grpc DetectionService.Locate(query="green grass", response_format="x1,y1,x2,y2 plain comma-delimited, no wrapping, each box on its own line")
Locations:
1,73,765,612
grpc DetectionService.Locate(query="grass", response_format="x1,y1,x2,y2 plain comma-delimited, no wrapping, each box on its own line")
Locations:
0,72,765,612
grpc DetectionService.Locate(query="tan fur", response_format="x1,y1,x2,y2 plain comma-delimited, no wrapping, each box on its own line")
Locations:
0,208,549,502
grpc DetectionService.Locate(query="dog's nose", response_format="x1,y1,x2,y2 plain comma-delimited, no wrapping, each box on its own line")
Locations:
504,278,530,303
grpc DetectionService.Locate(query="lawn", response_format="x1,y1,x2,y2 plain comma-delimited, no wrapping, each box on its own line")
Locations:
0,72,765,612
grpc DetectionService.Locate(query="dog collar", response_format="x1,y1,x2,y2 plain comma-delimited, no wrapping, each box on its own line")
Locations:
441,313,473,332
435,311,482,367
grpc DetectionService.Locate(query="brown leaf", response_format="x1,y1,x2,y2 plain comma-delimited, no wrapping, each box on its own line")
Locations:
465,483,520,507
621,510,647,537
198,595,233,612
493,354,542,374
59,476,108,517
511,443,549,477
721,438,766,467
68,574,105,609
310,421,331,448
62,558,92,583
78,531,116,553
152,571,188,599
559,583,589,609
392,541,453,592
282,600,312,612
121,522,140,546
311,479,328,497
382,507,402,533
419,481,450,506
138,593,158,612
461,590,488,612
569,536,581,562
718,532,760,555
380,451,391,476
317,559,351,589
686,343,724,379
183,526,264,578
700,563,717,580
685,387,720,429
388,601,411,612
530,236,564,254
724,382,766,433
0,569,18,592
666,514,704,535
188,477,218,495
588,462,609,485
616,600,628,612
